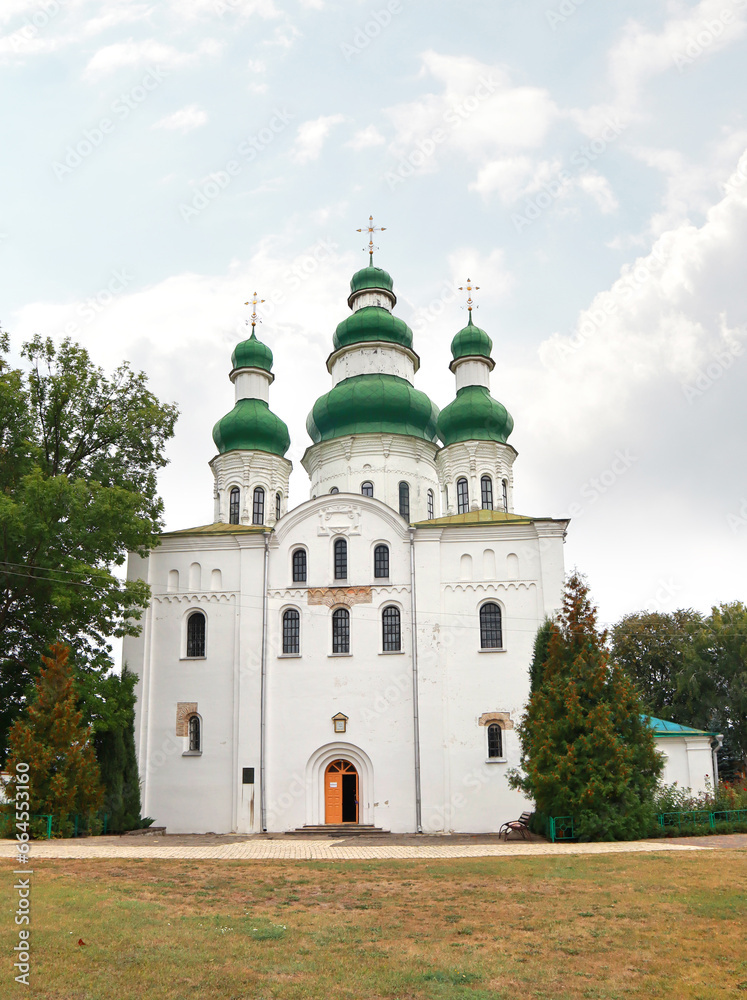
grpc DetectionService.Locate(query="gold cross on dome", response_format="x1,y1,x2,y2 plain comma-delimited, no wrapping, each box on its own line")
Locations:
458,278,480,312
243,291,265,329
356,214,386,262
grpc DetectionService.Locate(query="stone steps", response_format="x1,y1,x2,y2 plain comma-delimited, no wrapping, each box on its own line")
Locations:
293,824,387,837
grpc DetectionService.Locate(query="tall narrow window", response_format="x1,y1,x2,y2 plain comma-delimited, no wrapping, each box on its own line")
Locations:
282,609,300,655
502,479,508,513
334,538,347,580
399,481,410,519
252,487,265,525
480,603,503,649
481,476,493,510
276,492,281,520
382,605,401,651
427,489,434,520
229,487,240,525
292,549,307,583
332,607,350,653
361,481,374,497
374,544,389,579
457,477,469,514
186,611,206,658
487,723,503,758
188,715,201,752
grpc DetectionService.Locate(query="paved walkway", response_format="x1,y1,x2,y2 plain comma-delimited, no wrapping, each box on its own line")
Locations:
1,834,736,861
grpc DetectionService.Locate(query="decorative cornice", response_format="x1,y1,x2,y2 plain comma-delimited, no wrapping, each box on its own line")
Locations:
154,593,236,605
443,581,535,593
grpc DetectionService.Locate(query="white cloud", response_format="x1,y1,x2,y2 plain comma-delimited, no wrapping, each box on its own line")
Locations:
152,104,208,134
83,37,221,79
577,172,619,214
609,0,747,107
292,114,345,163
346,125,386,151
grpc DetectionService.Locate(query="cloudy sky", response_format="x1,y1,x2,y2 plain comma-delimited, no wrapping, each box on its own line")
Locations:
2,0,746,627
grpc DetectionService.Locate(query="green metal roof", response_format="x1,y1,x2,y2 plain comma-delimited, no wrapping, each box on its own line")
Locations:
451,314,492,360
231,331,273,372
350,265,394,294
437,384,514,447
413,510,532,527
646,716,717,737
212,398,290,457
333,306,413,351
307,373,439,445
163,523,267,537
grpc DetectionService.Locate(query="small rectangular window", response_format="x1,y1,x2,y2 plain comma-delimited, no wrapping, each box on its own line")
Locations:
481,476,493,510
457,478,469,514
332,608,350,653
374,545,389,578
334,539,347,580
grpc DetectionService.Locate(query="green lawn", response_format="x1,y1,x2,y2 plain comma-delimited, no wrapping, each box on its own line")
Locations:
2,851,746,999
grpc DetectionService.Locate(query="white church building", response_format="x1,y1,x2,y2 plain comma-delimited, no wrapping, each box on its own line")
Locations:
124,252,574,835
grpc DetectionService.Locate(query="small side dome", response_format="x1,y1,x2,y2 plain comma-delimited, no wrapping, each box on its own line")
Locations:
350,265,394,295
333,306,414,351
213,398,290,456
231,331,273,372
451,314,493,360
437,385,513,447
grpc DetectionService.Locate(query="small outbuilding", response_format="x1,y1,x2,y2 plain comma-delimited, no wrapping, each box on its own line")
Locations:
649,717,722,795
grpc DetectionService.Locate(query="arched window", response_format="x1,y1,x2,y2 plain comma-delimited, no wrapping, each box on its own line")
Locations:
188,715,201,752
382,605,401,651
276,492,281,520
487,723,503,758
334,538,347,580
502,479,508,513
282,608,300,655
332,607,350,653
399,481,410,519
361,481,374,498
292,549,307,583
252,487,265,525
329,487,339,494
480,603,503,649
229,487,240,525
457,477,469,514
374,544,389,579
481,476,493,510
427,489,434,520
186,611,206,658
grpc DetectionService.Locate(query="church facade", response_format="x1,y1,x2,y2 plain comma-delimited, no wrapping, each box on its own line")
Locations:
124,258,569,834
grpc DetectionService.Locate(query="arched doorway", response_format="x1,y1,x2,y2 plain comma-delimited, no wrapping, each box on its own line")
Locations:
324,759,358,824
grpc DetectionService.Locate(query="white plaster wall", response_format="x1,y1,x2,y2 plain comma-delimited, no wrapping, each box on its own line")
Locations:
127,500,567,835
454,359,491,390
232,369,271,403
657,737,715,795
436,441,517,515
329,344,417,385
302,435,441,522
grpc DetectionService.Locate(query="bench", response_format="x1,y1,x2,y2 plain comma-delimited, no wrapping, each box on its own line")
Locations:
498,811,533,841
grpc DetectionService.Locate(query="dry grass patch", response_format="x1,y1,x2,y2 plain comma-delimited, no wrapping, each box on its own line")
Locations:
1,851,746,999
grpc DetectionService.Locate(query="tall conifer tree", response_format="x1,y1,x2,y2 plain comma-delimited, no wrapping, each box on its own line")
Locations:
6,644,103,831
510,574,664,840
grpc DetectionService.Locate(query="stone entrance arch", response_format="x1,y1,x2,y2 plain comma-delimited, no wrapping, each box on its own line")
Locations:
306,742,374,827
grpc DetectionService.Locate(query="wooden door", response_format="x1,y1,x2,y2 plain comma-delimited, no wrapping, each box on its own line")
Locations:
325,760,358,824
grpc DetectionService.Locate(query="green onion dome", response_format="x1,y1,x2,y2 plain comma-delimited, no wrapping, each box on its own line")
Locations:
437,385,513,447
451,314,493,360
350,265,394,295
231,331,273,372
213,398,290,457
307,374,439,444
333,306,414,351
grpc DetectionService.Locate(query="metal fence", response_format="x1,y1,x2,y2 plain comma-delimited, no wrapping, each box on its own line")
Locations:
547,808,747,843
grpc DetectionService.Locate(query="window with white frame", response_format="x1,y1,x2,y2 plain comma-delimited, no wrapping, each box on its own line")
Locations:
253,487,265,525
382,605,401,651
229,487,240,524
282,608,300,655
487,723,503,758
332,607,350,653
481,476,493,510
188,715,201,752
479,603,503,649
